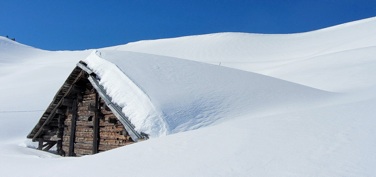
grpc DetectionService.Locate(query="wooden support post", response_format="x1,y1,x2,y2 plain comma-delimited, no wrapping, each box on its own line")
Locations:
92,92,100,154
68,98,78,156
38,139,43,150
57,115,64,155
57,140,63,155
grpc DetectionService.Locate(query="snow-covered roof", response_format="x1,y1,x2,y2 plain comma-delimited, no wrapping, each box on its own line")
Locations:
83,50,332,138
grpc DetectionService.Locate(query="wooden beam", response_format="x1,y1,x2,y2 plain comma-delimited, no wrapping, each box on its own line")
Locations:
92,92,100,154
68,98,78,156
77,62,93,75
38,139,43,150
57,115,64,129
57,115,64,155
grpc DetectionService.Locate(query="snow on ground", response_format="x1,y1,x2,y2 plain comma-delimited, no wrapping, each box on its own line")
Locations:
0,17,376,177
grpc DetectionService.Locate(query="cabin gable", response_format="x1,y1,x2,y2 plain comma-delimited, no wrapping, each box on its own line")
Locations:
27,62,146,156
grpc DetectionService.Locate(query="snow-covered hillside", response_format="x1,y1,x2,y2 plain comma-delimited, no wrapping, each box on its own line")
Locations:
107,17,376,92
0,38,91,142
1,17,376,177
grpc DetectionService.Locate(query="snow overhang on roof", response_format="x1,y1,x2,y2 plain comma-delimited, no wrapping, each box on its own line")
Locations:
77,62,147,141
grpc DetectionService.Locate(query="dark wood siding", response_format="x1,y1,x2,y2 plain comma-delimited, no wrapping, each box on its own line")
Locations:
28,65,141,157
61,80,134,156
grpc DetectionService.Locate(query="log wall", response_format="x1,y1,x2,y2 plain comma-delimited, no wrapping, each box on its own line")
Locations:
61,83,134,156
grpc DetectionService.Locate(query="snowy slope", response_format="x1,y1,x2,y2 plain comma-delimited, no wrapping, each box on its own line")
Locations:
0,38,91,141
107,17,376,66
0,17,376,177
107,17,376,92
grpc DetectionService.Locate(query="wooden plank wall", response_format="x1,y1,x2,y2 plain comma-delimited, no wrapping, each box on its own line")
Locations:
61,83,134,156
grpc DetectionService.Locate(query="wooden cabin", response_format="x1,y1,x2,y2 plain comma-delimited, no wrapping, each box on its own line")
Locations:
27,61,148,156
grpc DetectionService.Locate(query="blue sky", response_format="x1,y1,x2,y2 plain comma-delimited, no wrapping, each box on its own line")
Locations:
1,0,376,50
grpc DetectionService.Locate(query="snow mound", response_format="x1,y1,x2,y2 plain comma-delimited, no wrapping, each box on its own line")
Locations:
107,17,376,66
84,50,333,137
106,17,376,92
261,46,376,92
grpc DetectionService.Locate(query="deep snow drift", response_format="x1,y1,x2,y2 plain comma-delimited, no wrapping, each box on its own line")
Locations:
1,17,376,177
